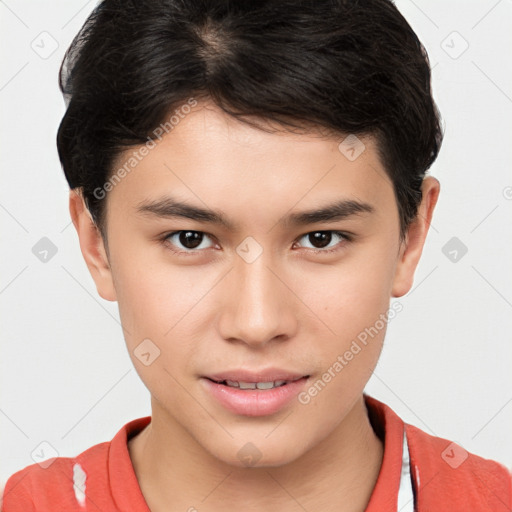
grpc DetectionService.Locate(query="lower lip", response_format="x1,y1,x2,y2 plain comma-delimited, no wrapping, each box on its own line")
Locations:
201,377,309,417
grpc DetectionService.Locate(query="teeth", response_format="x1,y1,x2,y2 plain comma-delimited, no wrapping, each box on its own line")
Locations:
222,380,288,390
256,382,274,390
239,381,257,389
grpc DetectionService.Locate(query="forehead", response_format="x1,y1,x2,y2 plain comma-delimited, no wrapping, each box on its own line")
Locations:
106,102,395,228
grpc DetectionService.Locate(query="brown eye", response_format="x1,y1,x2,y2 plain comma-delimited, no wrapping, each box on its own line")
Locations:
178,231,203,249
296,231,349,252
308,232,333,249
164,231,215,252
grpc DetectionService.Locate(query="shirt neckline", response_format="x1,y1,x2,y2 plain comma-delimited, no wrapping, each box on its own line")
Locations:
108,394,405,511
109,415,152,511
363,394,406,511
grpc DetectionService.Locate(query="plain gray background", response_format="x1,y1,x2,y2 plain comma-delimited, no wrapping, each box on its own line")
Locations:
1,0,511,487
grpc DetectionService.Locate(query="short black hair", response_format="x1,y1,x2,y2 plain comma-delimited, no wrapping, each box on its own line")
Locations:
57,0,443,241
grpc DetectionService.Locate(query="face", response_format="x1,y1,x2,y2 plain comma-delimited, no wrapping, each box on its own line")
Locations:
72,100,438,468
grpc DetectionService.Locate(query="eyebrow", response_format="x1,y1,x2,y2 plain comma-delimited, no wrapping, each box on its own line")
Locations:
136,195,374,230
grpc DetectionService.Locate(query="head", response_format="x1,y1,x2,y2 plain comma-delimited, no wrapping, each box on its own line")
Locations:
60,0,442,467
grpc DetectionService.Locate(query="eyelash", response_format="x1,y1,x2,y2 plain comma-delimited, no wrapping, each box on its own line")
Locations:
160,230,352,256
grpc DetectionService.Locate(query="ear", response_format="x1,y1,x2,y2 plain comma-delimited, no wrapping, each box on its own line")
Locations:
392,176,440,297
69,189,117,302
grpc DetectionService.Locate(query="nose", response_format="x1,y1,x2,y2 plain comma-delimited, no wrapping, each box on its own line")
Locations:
217,253,298,348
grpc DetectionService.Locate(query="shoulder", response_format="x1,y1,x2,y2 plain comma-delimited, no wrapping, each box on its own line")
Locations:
405,422,512,511
1,416,151,512
1,441,110,512
364,394,512,511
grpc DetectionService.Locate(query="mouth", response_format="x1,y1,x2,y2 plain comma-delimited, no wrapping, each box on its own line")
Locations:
201,373,311,416
205,376,309,390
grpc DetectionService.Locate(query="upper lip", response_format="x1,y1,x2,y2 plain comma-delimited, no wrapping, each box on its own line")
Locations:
204,368,309,383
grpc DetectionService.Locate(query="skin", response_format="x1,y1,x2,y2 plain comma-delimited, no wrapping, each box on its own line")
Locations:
70,101,439,512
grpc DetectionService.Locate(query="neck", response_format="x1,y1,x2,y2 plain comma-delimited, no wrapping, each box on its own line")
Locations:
129,394,383,512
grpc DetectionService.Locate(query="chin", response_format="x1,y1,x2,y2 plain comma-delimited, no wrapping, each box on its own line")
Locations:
206,436,306,470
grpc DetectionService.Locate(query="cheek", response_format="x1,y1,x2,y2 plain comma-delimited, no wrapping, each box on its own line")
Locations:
110,231,211,335
110,251,181,347
303,242,397,338
293,243,397,404
112,266,197,406
111,248,228,388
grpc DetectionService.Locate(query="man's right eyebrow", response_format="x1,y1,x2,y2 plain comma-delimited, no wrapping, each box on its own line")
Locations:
136,197,236,230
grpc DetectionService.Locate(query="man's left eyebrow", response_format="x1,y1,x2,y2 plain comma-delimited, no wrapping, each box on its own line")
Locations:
283,199,375,227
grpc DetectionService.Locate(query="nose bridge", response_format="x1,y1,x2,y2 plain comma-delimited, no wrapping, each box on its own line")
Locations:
220,246,296,346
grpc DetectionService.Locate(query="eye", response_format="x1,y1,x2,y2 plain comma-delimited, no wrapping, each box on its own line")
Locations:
294,230,350,253
163,230,216,253
161,229,351,256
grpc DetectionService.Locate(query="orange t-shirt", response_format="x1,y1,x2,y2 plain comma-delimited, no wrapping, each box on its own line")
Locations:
2,394,511,511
